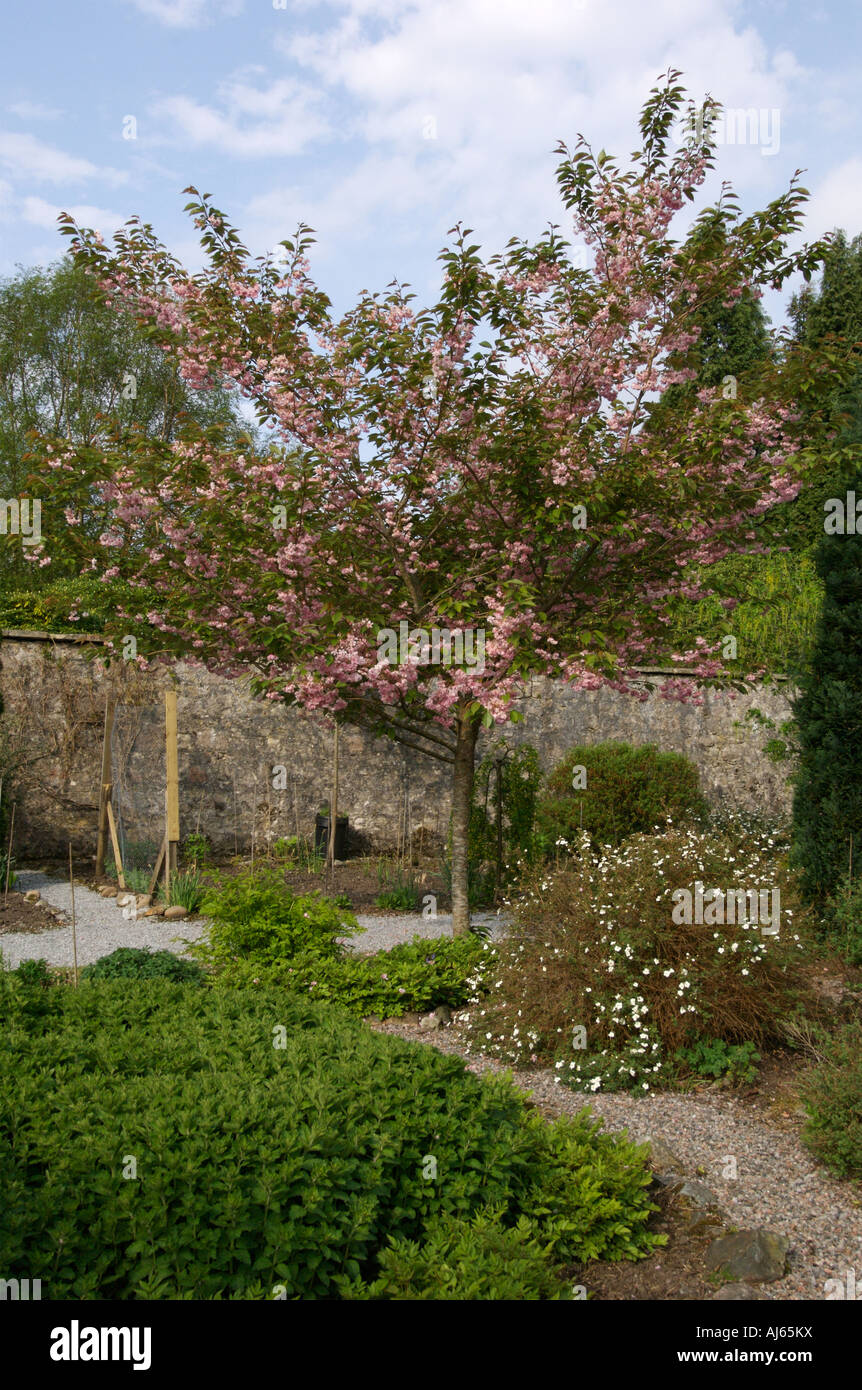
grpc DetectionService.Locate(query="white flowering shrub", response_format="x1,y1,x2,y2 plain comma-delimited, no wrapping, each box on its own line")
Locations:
461,818,815,1093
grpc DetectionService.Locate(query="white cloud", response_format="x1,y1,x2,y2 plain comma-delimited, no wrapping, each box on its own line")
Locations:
7,101,64,121
0,132,126,186
19,195,126,236
799,158,862,240
151,77,331,156
125,0,244,28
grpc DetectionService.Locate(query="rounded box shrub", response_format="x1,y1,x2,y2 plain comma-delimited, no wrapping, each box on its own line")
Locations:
80,947,206,985
535,740,709,851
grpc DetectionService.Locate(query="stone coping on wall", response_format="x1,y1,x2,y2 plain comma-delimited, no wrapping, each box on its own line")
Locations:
0,630,790,681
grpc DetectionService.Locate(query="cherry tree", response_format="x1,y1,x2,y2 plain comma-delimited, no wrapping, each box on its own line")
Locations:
39,73,828,933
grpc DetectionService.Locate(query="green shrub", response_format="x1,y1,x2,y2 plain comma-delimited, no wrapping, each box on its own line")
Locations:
80,947,206,985
822,873,862,966
0,981,662,1298
463,820,813,1092
799,1021,862,1180
673,1038,760,1085
658,550,822,676
13,958,53,990
217,934,493,1018
0,576,161,635
194,870,360,969
451,743,542,903
181,832,212,867
342,1207,568,1300
535,741,708,853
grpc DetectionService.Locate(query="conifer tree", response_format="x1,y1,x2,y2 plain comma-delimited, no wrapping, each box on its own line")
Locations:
791,476,862,902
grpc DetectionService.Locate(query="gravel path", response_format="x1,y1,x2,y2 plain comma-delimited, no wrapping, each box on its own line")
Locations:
0,872,209,967
371,1020,862,1302
0,874,511,968
347,909,511,953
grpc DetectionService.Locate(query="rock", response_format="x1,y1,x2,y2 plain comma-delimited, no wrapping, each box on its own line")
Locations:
141,907,165,918
684,1211,724,1237
98,886,118,898
646,1137,685,1175
401,1012,424,1026
419,1005,452,1031
677,1179,720,1209
24,890,41,902
116,893,133,907
163,905,189,920
706,1230,789,1283
713,1282,766,1301
136,894,152,908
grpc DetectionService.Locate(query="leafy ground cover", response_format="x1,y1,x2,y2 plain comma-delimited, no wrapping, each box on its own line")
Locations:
0,975,663,1299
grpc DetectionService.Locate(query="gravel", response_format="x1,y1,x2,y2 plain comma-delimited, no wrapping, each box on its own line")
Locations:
370,1020,862,1303
0,872,208,967
0,876,511,968
345,909,511,954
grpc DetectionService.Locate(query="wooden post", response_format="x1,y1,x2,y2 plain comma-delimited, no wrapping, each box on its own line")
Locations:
4,803,15,905
95,697,116,880
106,802,126,891
69,843,78,988
328,723,339,883
147,837,167,897
165,690,180,896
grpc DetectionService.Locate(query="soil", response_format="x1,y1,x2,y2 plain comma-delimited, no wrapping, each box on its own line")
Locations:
0,890,65,935
28,852,456,918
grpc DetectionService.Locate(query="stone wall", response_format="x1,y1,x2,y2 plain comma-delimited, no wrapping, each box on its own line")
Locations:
0,630,795,860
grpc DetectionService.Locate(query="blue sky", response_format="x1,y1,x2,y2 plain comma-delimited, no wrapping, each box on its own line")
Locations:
0,0,859,325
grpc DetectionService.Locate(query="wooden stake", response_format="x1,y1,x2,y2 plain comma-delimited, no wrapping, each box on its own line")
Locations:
328,723,339,886
147,837,167,897
69,843,78,988
106,801,126,891
4,802,15,905
165,690,180,887
95,697,116,880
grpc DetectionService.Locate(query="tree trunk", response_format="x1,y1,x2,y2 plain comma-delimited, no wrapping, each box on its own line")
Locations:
451,706,480,937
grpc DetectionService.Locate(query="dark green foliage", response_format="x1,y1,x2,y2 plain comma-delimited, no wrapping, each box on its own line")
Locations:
0,980,661,1298
13,959,53,990
791,495,862,903
536,741,708,851
799,1021,862,1180
80,948,206,986
674,1038,760,1085
823,874,862,965
217,933,492,1018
